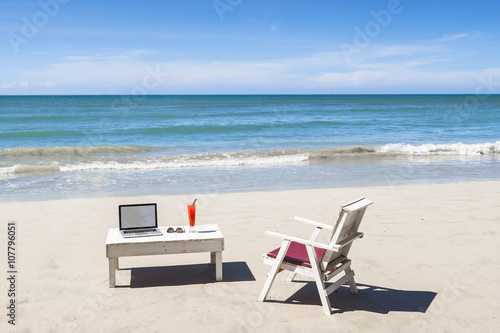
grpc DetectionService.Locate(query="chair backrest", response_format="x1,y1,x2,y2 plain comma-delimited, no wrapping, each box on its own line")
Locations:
320,198,372,270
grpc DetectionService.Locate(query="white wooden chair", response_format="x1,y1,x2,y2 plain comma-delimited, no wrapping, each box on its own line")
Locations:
258,197,373,315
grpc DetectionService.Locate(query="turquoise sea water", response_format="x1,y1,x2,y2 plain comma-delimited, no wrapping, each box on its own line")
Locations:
1,95,499,201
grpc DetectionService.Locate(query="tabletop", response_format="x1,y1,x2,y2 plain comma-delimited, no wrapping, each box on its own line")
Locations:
106,224,223,245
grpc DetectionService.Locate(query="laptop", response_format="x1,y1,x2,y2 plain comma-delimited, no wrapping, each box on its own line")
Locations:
119,203,163,238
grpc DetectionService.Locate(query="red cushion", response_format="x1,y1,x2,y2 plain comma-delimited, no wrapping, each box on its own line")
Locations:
267,241,325,268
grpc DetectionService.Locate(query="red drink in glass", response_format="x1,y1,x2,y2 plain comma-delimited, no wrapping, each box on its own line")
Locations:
188,205,196,227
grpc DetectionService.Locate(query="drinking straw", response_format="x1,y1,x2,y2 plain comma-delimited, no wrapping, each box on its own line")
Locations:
192,198,197,206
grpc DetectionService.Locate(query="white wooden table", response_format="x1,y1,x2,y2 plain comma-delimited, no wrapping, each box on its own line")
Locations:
105,224,224,287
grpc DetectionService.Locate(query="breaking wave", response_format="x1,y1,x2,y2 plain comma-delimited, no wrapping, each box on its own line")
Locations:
0,145,155,159
378,141,500,156
0,141,498,176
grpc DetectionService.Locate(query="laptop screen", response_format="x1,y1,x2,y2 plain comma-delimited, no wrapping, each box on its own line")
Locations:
119,203,158,230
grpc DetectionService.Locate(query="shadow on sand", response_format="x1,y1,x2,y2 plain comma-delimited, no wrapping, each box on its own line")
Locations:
116,261,255,288
265,282,437,314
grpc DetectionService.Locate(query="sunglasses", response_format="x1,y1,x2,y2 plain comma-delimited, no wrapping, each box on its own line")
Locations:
167,227,185,233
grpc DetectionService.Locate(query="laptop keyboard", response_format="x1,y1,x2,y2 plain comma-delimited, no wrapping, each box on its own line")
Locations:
123,228,157,234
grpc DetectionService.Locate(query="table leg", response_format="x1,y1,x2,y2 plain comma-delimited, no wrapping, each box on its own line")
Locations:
108,257,118,288
215,251,222,281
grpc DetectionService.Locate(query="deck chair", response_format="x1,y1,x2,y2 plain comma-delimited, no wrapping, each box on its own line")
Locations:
258,197,372,315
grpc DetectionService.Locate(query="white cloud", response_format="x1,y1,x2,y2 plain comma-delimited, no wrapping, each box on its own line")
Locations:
341,43,450,70
438,32,481,42
312,68,500,91
1,82,17,89
126,49,159,56
62,50,158,62
24,60,146,85
40,81,56,87
270,22,281,33
315,71,387,86
1,81,56,89
15,54,500,94
5,38,499,94
21,55,304,90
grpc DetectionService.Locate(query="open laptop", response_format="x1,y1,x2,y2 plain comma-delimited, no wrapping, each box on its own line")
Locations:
119,203,163,238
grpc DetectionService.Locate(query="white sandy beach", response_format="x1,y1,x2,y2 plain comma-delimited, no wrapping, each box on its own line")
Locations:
1,181,499,332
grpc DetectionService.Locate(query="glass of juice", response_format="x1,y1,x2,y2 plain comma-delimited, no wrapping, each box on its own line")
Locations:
187,204,196,229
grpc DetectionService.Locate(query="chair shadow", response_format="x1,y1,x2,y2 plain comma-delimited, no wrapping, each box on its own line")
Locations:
267,282,437,314
119,261,255,288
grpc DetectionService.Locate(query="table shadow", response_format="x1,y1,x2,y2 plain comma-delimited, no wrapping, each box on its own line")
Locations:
119,261,255,288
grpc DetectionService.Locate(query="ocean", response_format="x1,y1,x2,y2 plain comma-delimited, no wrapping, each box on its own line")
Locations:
1,94,499,201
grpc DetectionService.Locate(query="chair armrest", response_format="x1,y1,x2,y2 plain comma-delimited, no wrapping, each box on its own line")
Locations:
264,231,338,251
333,232,364,249
294,217,333,230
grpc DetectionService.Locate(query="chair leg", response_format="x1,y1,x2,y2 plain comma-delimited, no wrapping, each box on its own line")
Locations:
306,245,332,315
258,240,291,302
286,272,296,282
345,267,358,294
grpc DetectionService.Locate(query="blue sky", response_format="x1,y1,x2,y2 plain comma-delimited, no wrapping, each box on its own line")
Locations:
1,0,500,95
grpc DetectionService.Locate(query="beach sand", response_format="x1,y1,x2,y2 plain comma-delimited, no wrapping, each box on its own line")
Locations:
1,181,499,332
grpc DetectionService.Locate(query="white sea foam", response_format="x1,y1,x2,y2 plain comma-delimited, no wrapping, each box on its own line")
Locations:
378,141,500,156
59,152,310,172
2,142,498,176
